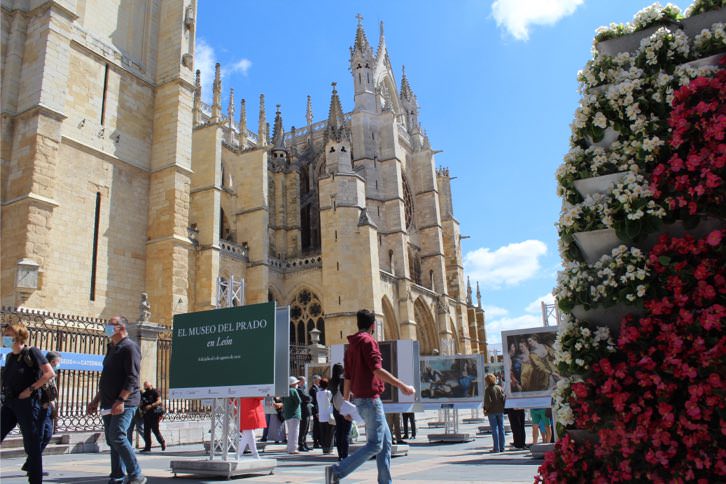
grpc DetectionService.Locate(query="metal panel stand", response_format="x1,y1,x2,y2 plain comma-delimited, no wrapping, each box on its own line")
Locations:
463,407,486,424
210,398,239,460
428,405,474,443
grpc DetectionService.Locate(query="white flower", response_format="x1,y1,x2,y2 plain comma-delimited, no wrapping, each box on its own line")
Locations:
593,111,608,129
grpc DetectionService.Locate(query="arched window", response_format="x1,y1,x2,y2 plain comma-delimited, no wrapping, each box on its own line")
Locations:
402,176,414,229
289,289,325,345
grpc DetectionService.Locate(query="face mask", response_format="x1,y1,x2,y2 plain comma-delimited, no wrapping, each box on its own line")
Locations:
53,363,60,370
104,325,116,337
2,336,13,348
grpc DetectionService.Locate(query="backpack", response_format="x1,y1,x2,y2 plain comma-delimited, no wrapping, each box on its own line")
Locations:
20,347,58,403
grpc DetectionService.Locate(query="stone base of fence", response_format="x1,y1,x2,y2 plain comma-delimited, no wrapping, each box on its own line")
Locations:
65,419,212,454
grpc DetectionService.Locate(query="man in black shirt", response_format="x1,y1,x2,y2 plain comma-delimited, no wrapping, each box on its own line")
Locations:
139,380,166,452
87,315,146,484
296,376,313,451
310,375,322,448
1,321,55,484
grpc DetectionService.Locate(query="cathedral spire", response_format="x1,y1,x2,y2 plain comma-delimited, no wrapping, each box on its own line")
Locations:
376,20,387,60
476,282,482,309
272,104,285,150
306,95,313,127
352,13,371,55
466,276,472,305
211,63,222,123
325,82,348,142
193,69,201,126
257,93,267,147
227,88,235,130
238,98,247,148
400,65,413,101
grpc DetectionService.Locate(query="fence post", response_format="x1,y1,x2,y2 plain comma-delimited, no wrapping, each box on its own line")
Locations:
129,321,166,386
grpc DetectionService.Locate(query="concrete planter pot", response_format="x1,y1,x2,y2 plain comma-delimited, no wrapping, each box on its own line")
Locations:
567,429,599,444
639,216,724,249
682,7,726,37
573,228,622,265
586,126,619,149
680,53,724,69
596,22,681,57
573,171,630,198
571,303,644,332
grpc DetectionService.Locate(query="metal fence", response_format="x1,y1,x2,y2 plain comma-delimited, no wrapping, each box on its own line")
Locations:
155,331,210,420
290,344,312,378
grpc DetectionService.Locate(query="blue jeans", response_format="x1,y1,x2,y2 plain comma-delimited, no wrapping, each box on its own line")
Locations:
103,406,142,482
488,413,505,452
332,397,392,484
40,406,54,451
0,396,44,484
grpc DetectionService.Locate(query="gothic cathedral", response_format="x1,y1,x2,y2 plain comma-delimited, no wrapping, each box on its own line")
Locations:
1,1,485,356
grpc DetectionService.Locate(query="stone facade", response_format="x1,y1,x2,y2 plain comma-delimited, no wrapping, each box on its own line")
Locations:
1,3,486,356
1,0,196,321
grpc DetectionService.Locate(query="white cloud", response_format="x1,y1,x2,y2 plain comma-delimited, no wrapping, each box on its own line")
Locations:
491,0,585,41
195,38,216,103
194,38,252,103
524,292,555,314
485,314,541,346
485,305,509,319
464,240,548,289
227,58,252,77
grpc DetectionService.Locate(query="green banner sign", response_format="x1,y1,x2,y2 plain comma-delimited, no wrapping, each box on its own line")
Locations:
169,302,276,398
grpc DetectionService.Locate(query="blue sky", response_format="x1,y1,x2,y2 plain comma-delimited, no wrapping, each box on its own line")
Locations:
195,1,686,347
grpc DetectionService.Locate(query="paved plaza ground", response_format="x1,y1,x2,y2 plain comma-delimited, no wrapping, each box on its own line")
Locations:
0,417,541,483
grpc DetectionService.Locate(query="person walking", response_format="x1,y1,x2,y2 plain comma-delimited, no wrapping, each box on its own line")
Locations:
282,376,302,454
1,321,56,483
330,363,351,461
22,351,60,475
325,309,416,484
139,381,166,452
484,373,506,453
40,352,60,451
316,378,334,454
402,412,416,440
296,376,313,451
86,315,146,484
309,375,322,448
238,397,266,459
506,407,527,449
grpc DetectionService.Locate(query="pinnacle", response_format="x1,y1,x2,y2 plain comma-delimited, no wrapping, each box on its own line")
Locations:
325,82,348,142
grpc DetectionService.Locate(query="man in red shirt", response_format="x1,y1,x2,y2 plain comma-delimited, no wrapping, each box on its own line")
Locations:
325,310,415,484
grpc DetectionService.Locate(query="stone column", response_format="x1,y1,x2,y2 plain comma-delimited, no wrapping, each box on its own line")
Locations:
129,321,166,387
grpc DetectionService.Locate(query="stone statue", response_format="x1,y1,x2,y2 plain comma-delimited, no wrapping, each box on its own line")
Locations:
139,292,151,322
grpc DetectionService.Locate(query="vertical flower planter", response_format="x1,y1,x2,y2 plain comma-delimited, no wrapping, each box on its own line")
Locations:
573,229,622,264
572,171,629,198
596,22,682,56
570,304,644,332
682,7,726,37
586,127,619,148
679,53,724,69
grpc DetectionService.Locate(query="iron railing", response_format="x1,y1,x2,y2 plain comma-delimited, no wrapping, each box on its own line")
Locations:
155,331,211,420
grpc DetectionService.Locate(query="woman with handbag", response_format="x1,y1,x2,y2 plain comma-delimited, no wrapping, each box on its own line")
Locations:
1,321,56,483
329,363,352,460
316,378,335,454
140,381,166,452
